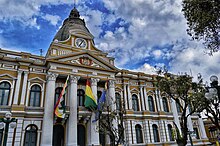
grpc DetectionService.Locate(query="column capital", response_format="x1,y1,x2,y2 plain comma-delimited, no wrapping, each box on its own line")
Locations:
23,71,29,75
70,75,80,84
109,79,115,88
91,78,100,86
47,72,58,81
18,70,23,74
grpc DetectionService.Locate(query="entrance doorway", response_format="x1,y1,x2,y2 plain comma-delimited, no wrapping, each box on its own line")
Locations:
53,124,64,146
77,124,86,146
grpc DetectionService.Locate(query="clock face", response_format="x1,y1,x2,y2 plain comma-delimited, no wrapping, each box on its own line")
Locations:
75,38,87,49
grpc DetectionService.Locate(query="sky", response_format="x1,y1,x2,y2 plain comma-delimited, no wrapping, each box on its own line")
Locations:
0,0,220,83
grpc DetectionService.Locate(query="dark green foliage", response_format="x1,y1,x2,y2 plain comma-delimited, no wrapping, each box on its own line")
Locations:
156,73,206,145
182,0,220,54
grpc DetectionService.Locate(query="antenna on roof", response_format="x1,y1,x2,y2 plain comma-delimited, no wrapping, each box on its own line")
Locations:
40,49,43,56
74,0,76,8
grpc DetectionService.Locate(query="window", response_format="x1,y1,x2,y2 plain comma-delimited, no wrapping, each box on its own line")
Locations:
135,124,143,143
153,124,160,142
148,96,155,112
168,124,174,141
193,128,200,139
162,97,169,112
0,129,3,145
115,93,121,110
132,94,139,111
77,89,85,106
0,82,10,105
29,85,41,107
24,125,37,146
176,99,181,113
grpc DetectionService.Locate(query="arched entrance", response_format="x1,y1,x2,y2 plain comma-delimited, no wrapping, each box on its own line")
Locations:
77,124,86,146
53,124,64,146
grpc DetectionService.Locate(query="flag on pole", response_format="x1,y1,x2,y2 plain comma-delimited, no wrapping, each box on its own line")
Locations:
84,79,97,111
54,75,69,118
93,81,108,122
97,81,108,110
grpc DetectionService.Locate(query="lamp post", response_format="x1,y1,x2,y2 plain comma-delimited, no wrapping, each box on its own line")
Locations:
205,75,220,101
0,112,17,146
205,75,220,144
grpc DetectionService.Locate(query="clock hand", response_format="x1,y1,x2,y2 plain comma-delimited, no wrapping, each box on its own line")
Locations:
78,40,84,47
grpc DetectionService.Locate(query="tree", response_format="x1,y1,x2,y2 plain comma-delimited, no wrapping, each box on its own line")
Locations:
182,0,220,54
156,72,205,146
96,94,125,146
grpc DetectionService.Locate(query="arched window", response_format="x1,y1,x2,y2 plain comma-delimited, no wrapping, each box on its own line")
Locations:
29,85,41,107
0,81,10,105
135,124,143,143
77,89,85,106
168,124,174,141
148,96,155,112
24,125,38,146
162,97,169,112
0,129,3,145
115,93,121,110
132,94,139,111
153,124,160,142
176,99,181,113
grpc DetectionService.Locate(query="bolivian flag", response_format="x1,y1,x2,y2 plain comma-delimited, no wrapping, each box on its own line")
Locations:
54,75,69,118
84,79,97,111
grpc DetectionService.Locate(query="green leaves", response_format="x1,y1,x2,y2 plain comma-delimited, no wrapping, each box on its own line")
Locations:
182,0,220,53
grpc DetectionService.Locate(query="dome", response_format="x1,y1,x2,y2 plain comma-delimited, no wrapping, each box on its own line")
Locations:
53,7,91,41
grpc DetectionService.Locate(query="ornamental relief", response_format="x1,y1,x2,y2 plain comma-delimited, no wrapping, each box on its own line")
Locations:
70,57,102,68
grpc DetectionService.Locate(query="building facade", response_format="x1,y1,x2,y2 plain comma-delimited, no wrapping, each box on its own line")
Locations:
0,7,209,146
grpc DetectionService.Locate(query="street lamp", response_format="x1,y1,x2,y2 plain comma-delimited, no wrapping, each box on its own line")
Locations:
205,75,220,100
205,75,220,144
0,112,17,146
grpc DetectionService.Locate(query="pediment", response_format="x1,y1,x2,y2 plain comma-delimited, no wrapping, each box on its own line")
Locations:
0,74,16,80
28,77,46,83
47,52,118,71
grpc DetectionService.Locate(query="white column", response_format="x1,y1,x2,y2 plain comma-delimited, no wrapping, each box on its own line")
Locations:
109,80,116,110
13,70,22,105
67,75,80,146
8,80,15,106
186,108,194,132
155,90,161,112
144,120,151,143
89,78,100,146
140,86,145,111
20,71,28,105
40,82,46,107
123,84,128,110
157,90,164,111
127,83,132,110
143,87,149,111
171,99,181,133
25,81,31,106
159,120,166,142
41,72,58,146
198,116,208,139
149,121,154,143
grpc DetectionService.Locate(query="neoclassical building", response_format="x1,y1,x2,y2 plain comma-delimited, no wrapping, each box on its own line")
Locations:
0,7,209,146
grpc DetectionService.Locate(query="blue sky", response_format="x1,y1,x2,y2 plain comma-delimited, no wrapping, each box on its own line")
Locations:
0,0,220,82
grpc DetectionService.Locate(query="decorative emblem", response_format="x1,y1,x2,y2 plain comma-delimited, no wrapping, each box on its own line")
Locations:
79,57,92,66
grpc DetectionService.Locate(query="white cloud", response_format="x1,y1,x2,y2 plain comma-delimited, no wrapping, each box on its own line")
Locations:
132,63,156,75
42,14,61,26
169,47,220,82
